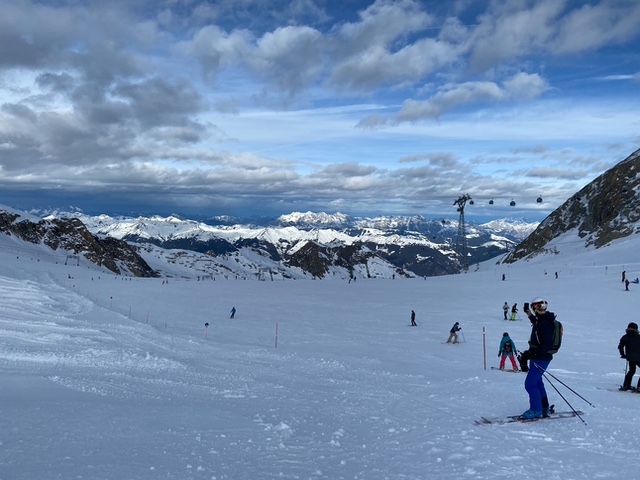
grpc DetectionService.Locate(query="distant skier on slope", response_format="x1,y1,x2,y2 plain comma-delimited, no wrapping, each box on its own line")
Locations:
618,322,640,391
503,302,509,320
230,306,236,319
518,298,556,419
498,332,518,372
510,303,518,321
446,322,461,344
410,310,417,326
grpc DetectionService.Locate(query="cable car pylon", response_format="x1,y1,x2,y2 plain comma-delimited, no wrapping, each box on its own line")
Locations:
453,194,472,271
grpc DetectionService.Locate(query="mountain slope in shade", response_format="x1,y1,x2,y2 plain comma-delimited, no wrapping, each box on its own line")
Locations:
503,148,640,263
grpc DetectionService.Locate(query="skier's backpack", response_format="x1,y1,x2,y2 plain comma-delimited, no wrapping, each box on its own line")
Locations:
548,317,563,354
503,340,513,354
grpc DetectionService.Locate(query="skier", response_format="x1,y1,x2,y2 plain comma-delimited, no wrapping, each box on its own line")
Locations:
410,310,417,326
510,303,518,321
498,332,518,371
230,306,236,319
503,302,509,320
622,270,626,283
518,298,556,419
446,322,461,344
625,279,630,291
618,322,640,391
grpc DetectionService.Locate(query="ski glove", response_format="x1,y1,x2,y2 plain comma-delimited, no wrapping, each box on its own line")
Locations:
621,354,627,359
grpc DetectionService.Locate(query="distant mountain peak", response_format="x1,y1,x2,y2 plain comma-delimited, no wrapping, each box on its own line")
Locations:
277,211,353,227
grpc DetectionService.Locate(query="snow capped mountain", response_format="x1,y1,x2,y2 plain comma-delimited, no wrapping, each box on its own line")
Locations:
4,146,640,280
46,210,537,279
277,211,353,228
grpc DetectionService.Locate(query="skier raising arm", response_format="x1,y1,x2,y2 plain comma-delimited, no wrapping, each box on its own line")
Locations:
518,298,556,419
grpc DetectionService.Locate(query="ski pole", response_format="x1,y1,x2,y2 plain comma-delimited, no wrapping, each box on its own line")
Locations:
460,329,466,343
534,363,595,407
537,365,587,425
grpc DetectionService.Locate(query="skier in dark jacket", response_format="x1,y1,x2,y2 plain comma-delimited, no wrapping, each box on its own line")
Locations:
618,322,640,391
410,310,417,326
446,322,461,343
518,297,556,419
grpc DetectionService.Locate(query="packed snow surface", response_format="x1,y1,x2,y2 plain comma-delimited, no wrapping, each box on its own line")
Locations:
0,231,638,479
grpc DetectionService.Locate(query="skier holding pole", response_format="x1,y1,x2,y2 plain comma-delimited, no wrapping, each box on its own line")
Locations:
446,322,461,344
618,322,640,391
518,298,556,419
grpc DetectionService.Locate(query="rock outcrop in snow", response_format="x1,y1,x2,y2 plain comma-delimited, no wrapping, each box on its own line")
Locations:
503,148,640,263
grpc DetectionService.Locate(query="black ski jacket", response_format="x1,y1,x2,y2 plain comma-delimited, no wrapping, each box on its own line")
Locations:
526,310,556,361
618,328,640,362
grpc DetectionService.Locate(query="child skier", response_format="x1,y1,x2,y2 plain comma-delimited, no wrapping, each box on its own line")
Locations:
510,303,518,321
498,332,518,371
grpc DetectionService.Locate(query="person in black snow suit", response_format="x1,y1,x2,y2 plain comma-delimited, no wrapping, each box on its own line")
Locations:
447,322,461,343
411,310,417,326
518,297,556,419
618,322,640,391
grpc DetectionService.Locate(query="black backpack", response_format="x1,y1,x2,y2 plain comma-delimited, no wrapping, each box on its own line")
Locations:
503,340,513,354
548,317,563,354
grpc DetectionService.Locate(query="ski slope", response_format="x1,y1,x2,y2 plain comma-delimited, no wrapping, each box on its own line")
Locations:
0,230,638,479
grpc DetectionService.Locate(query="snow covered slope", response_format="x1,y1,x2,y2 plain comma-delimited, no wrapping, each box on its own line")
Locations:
0,228,638,479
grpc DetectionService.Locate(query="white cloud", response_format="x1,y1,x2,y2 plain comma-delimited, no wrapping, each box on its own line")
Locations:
395,72,548,121
464,0,565,72
554,1,640,53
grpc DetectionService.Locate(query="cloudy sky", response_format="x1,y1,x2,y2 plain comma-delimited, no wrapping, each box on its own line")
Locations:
0,0,638,221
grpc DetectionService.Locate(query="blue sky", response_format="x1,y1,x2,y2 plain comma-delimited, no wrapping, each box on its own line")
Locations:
0,0,638,221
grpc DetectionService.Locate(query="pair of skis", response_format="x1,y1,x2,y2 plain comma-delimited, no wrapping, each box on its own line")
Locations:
475,405,584,425
490,366,521,373
476,410,584,425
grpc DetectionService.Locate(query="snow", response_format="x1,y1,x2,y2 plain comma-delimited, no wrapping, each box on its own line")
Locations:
0,228,638,480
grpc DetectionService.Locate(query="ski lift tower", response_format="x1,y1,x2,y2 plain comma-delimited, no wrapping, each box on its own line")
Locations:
453,194,472,271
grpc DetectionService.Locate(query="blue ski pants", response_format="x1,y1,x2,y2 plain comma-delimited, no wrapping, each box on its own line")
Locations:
524,359,551,412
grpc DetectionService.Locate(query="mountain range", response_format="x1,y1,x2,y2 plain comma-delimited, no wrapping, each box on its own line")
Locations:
51,211,538,280
1,147,638,279
0,204,535,280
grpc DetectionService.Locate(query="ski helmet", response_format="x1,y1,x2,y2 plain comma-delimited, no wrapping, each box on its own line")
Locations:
503,332,509,337
628,322,638,331
531,297,548,311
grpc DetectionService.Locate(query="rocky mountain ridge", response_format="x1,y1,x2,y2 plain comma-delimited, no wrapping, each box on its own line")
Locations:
0,204,537,280
60,211,536,279
0,209,157,277
503,148,640,263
